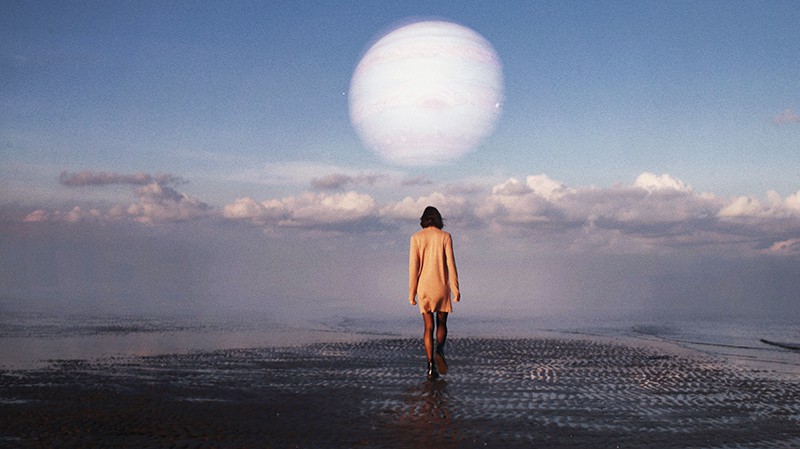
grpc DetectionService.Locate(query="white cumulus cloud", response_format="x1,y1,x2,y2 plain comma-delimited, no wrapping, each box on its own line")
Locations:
285,191,377,226
380,192,468,222
223,197,289,223
126,183,209,224
633,172,691,193
223,191,377,231
718,190,800,219
477,173,726,247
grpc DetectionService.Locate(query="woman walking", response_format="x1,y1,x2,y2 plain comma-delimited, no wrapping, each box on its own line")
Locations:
408,206,460,379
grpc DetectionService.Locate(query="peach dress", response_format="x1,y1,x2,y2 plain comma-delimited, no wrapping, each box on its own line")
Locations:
408,227,460,314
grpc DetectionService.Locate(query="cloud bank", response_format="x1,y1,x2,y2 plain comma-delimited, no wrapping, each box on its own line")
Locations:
26,171,208,225
19,170,800,255
8,169,800,322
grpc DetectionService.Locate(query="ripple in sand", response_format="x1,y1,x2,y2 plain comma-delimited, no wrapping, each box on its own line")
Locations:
2,337,800,448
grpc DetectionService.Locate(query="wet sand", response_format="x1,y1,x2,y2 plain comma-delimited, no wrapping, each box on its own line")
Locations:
2,337,799,448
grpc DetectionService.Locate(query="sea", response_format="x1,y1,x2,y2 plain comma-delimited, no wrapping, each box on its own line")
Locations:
1,303,799,379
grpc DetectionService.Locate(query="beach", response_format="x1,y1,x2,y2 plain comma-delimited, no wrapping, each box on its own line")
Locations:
2,335,800,448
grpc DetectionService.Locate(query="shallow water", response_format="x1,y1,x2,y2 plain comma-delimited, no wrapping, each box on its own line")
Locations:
0,311,392,369
1,308,799,378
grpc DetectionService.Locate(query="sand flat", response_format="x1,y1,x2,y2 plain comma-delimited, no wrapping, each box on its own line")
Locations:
1,337,799,448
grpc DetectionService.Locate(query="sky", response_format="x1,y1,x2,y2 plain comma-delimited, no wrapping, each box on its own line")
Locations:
2,1,800,323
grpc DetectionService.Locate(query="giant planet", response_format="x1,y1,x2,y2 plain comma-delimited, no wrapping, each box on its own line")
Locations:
349,21,504,166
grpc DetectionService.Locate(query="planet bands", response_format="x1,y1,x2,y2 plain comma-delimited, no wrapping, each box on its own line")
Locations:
349,21,504,166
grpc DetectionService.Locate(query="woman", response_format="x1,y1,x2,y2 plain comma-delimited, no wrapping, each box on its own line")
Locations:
408,206,461,379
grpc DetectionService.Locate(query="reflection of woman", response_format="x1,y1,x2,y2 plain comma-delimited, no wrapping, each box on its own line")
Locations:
408,206,460,379
398,380,455,446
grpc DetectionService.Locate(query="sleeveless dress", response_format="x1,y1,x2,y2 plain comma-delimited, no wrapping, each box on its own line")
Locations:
408,227,460,314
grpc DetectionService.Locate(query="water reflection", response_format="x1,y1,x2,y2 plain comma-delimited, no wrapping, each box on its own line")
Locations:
398,379,460,447
0,312,376,369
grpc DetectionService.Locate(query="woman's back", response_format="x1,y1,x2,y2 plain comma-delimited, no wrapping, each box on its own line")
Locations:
409,226,459,313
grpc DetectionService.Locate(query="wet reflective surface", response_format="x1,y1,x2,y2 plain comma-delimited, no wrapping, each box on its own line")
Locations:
2,337,800,448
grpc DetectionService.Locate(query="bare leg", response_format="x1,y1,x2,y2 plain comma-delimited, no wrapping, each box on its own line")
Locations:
435,312,448,351
422,312,435,361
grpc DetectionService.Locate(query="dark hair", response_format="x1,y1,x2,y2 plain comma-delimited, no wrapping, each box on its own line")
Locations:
420,206,444,229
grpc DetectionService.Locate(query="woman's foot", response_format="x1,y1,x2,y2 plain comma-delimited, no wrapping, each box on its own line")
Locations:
426,359,439,380
434,348,448,375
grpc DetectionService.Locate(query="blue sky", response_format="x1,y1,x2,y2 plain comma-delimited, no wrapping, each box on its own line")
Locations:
2,1,800,321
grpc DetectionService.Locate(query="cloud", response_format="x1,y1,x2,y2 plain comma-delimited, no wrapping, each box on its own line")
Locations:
310,173,383,190
718,196,770,218
774,109,800,125
59,170,183,187
473,173,800,253
27,171,209,224
718,190,800,219
22,209,49,222
474,176,568,227
764,238,800,255
19,169,800,255
218,170,800,254
310,174,354,190
223,197,290,223
633,172,690,193
380,192,468,222
225,190,471,233
23,206,104,223
286,191,377,226
480,173,706,230
126,182,209,224
224,191,377,231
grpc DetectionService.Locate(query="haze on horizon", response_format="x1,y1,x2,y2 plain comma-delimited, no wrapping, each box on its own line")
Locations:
2,1,799,324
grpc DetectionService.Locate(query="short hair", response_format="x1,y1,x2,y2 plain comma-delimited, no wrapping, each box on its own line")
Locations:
420,206,444,229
